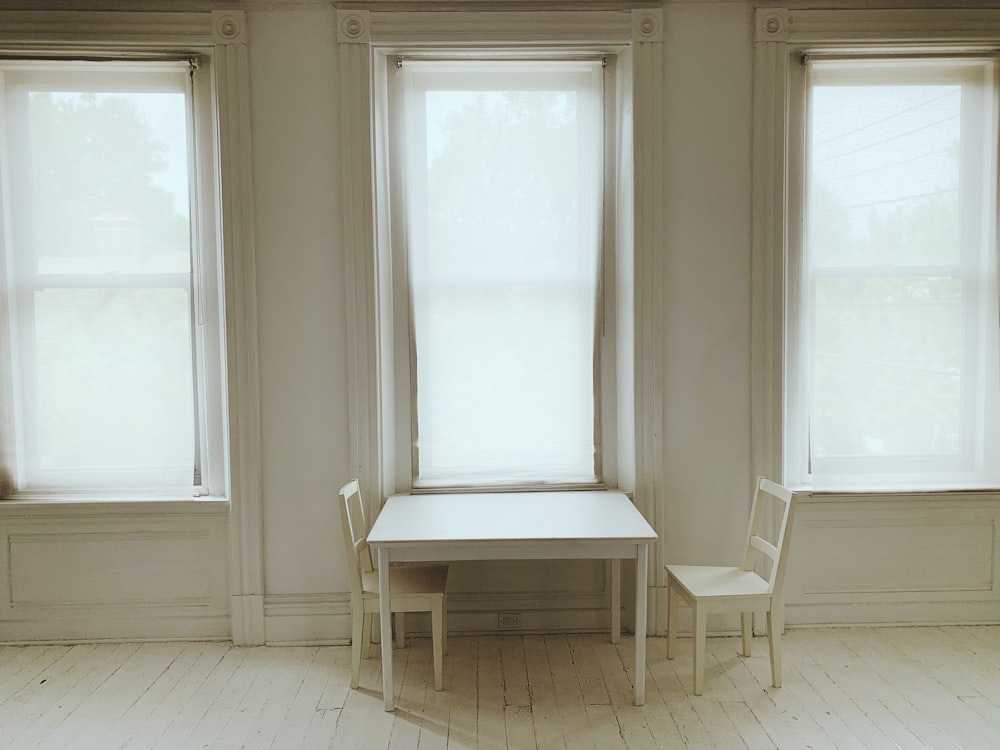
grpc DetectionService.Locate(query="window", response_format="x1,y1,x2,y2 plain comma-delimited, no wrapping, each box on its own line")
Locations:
381,57,615,490
0,59,223,495
788,56,1000,490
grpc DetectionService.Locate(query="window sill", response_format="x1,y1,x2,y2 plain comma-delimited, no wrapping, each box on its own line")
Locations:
793,487,1000,503
0,494,229,518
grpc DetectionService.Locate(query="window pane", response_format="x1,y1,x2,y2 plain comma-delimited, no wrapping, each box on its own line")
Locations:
27,90,190,275
405,64,603,486
32,288,194,484
812,276,963,458
810,83,961,268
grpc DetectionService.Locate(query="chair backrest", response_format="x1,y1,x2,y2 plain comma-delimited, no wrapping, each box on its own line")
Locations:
740,476,797,595
338,479,375,599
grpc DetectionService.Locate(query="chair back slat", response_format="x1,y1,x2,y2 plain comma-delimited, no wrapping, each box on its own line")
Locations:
749,535,779,562
741,476,797,593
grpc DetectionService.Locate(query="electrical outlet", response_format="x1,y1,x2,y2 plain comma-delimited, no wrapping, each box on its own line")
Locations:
498,612,523,629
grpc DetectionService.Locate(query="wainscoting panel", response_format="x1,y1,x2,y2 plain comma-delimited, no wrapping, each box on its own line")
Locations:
0,501,230,642
784,494,1000,626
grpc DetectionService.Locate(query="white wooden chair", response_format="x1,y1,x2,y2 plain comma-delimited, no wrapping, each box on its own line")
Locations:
665,476,797,695
338,479,449,691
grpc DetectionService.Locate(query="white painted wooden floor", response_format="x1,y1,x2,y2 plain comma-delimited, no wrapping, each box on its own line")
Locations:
1,627,999,749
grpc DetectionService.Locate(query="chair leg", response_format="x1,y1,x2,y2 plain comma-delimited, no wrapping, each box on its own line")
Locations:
361,612,373,659
666,582,678,660
767,606,783,688
740,611,753,657
431,602,444,691
396,612,405,649
350,607,364,690
442,593,448,655
693,605,707,696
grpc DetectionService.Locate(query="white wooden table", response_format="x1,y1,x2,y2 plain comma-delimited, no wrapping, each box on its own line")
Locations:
366,490,657,711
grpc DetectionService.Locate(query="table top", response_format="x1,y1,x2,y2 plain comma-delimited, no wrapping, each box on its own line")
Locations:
366,490,656,546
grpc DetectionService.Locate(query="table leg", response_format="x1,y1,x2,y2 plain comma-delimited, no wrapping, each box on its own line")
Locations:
611,558,621,644
377,547,394,712
634,542,648,706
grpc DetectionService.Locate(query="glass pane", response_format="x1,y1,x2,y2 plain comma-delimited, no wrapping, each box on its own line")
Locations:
809,83,961,268
32,288,194,483
407,69,602,485
811,276,963,458
27,90,190,274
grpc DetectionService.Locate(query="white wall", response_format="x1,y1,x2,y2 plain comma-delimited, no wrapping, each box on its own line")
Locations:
658,1,752,567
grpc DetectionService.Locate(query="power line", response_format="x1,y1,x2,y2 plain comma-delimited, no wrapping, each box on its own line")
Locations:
812,86,958,149
813,111,959,165
820,145,955,183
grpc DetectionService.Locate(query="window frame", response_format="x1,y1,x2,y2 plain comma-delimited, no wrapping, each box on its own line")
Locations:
751,6,1000,494
379,52,619,492
795,56,999,490
338,9,667,606
0,11,260,510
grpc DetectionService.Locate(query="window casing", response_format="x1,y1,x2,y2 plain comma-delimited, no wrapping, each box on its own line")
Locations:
786,55,1000,491
377,54,619,492
0,58,226,497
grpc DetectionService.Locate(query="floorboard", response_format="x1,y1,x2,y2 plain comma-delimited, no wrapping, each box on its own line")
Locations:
0,626,998,749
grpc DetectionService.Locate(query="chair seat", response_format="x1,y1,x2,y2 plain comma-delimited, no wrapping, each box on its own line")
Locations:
666,564,770,600
362,563,449,598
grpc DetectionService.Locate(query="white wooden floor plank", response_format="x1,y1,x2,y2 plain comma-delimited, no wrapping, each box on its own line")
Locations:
0,628,996,749
521,636,558,749
719,700,776,750
779,634,879,750
123,642,231,750
95,641,222,750
568,634,610,707
444,637,479,750
266,646,344,749
851,628,1000,750
0,644,103,747
147,643,251,750
230,645,319,750
916,627,1000,705
545,635,595,750
597,639,656,750
814,629,933,750
635,662,689,749
388,639,430,750
500,635,531,709
181,645,267,749
59,642,186,750
665,699,718,748
27,642,148,750
476,636,508,750
330,687,396,750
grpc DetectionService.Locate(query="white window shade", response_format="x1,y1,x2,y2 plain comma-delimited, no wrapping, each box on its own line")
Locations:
396,60,605,488
2,62,202,491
